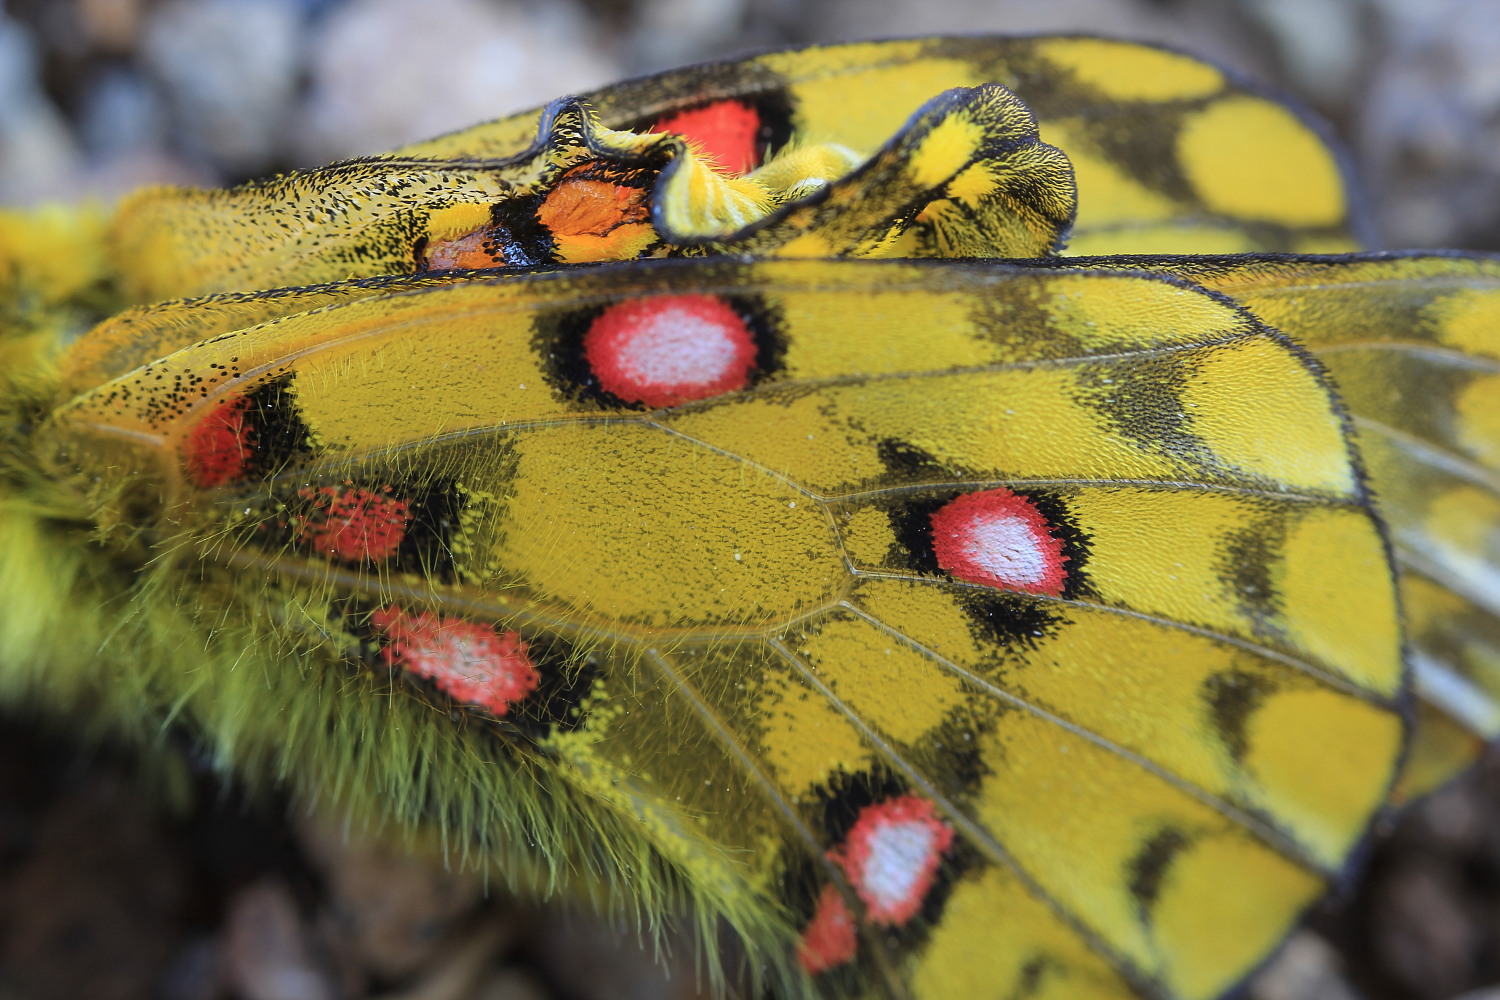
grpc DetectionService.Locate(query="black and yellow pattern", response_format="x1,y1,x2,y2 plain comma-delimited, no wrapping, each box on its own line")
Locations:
109,79,1075,302
1139,253,1500,795
4,32,1492,1000
1017,252,1500,797
37,259,1404,1000
105,35,1356,306
398,36,1363,254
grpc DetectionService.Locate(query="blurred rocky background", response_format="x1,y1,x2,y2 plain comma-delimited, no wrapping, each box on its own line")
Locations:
4,1,1500,999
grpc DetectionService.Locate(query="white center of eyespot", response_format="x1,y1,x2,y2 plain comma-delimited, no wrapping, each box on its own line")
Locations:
615,306,743,387
958,513,1052,585
856,820,941,918
585,295,756,407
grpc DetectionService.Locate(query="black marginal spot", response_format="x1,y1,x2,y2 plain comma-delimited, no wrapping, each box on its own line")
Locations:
875,439,951,480
498,633,603,743
1016,957,1057,999
1126,826,1193,925
184,373,313,486
532,291,787,409
1079,357,1201,462
237,375,315,477
991,47,1207,204
1219,517,1290,645
391,479,465,583
1053,105,1203,205
952,592,1065,652
1203,669,1278,763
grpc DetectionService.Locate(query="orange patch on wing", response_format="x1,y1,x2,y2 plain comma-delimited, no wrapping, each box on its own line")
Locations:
184,396,254,487
372,606,541,717
539,162,657,263
295,485,411,563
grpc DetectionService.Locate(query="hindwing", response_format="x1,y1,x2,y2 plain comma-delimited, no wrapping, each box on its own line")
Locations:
42,259,1406,1000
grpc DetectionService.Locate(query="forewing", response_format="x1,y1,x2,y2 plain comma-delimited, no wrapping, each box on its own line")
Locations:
107,36,1361,305
404,36,1365,254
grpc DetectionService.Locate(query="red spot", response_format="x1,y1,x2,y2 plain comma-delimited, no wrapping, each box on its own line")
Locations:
832,795,954,926
185,396,254,487
797,884,858,974
584,294,757,407
296,485,410,562
651,100,763,175
371,606,540,717
929,489,1069,596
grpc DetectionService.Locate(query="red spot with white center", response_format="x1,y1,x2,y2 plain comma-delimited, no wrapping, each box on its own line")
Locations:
833,795,954,926
185,396,254,487
651,100,763,175
929,489,1069,595
296,485,411,563
797,884,858,974
371,606,540,717
583,294,757,407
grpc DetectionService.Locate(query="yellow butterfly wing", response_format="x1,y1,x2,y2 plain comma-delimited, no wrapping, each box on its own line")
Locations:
106,36,1358,306
400,36,1362,255
37,258,1405,1000
107,82,1074,303
1167,253,1500,796
1028,252,1500,798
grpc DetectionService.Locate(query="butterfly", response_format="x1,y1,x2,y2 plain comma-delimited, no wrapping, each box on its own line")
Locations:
3,34,1496,1000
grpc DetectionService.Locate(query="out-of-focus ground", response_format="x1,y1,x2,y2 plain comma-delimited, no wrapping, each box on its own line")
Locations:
4,1,1500,998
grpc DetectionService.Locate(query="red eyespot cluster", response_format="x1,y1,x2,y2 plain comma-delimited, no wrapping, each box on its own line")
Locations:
929,489,1069,596
583,294,757,407
798,795,955,974
370,606,540,717
184,396,254,487
651,100,764,175
295,485,411,563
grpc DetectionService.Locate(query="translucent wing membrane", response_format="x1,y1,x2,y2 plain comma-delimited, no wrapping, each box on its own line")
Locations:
42,260,1405,1000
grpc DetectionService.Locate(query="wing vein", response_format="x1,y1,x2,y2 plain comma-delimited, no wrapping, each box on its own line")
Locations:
838,603,1331,873
849,570,1393,705
765,634,1176,1000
